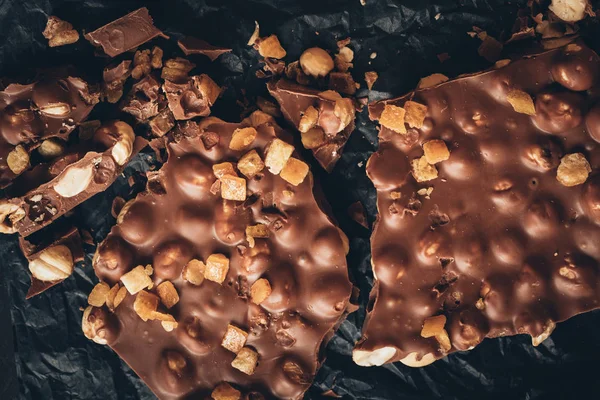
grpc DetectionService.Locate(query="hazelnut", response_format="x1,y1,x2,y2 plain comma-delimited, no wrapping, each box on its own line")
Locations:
557,153,591,187
0,202,25,234
53,163,94,198
549,0,589,22
298,106,319,133
38,138,65,159
7,145,30,175
300,47,334,78
28,245,74,282
250,278,272,304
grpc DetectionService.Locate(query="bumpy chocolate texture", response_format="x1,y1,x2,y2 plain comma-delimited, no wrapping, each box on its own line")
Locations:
85,7,168,58
353,42,600,368
87,113,353,399
0,121,141,237
0,77,98,187
268,79,355,172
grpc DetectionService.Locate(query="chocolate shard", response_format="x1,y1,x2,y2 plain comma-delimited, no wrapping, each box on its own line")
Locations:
355,42,600,368
85,7,168,58
87,113,353,399
0,76,99,188
268,78,356,172
177,36,232,61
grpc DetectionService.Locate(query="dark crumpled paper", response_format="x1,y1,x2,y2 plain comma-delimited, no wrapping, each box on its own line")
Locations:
2,0,600,399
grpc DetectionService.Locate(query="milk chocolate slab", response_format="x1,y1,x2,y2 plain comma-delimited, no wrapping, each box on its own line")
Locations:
19,224,84,299
0,77,99,187
354,42,600,367
85,112,353,399
85,8,168,58
268,79,355,172
0,121,144,237
177,37,232,61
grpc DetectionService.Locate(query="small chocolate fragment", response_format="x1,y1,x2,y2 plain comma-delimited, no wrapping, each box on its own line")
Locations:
121,75,162,122
177,37,232,61
103,60,132,103
355,42,600,367
163,75,221,120
88,113,352,399
85,8,168,58
268,79,356,172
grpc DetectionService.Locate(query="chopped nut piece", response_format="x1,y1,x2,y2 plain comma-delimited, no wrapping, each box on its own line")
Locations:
212,382,241,400
197,74,221,106
162,57,196,82
183,259,206,285
105,284,120,311
298,106,319,133
213,162,238,179
238,150,265,179
365,71,378,90
265,138,295,175
494,59,511,68
436,329,452,352
417,73,449,89
404,101,428,129
151,311,178,331
280,157,309,186
333,97,355,132
247,21,260,46
300,47,334,78
7,145,30,174
229,127,257,151
145,265,153,275
88,282,111,307
133,290,159,322
114,286,128,309
131,49,151,80
390,191,402,200
256,35,286,59
301,127,326,149
149,109,175,137
557,153,591,187
221,324,248,353
478,35,503,63
43,16,79,47
421,314,447,338
423,140,450,164
335,46,354,72
28,245,73,282
507,89,536,115
151,46,163,69
379,104,407,134
205,254,230,284
220,175,247,201
411,156,438,182
120,265,154,294
156,281,180,308
231,347,259,375
38,138,65,159
250,278,272,304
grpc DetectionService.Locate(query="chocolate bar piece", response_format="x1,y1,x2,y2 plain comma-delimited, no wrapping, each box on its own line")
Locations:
268,79,355,172
85,112,353,399
353,42,600,367
0,76,98,187
85,8,168,58
0,121,145,237
19,224,84,298
177,37,232,61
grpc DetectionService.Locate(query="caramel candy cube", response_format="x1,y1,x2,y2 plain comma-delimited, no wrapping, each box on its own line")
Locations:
211,382,241,400
238,150,264,179
151,311,178,332
404,101,428,129
213,162,237,179
411,156,438,182
221,324,248,353
156,281,180,308
421,315,447,338
280,158,309,186
265,138,294,175
220,176,247,201
250,278,272,305
182,259,206,285
205,254,230,284
88,282,110,307
113,286,128,309
256,35,286,59
231,347,259,375
105,284,120,311
133,290,159,322
379,104,406,134
120,265,153,294
423,140,450,164
229,127,257,151
298,106,319,133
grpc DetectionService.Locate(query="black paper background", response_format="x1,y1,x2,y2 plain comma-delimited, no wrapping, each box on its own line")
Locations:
1,0,600,399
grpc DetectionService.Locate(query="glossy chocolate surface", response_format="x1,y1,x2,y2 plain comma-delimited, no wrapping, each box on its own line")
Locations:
268,79,355,172
0,77,98,187
358,42,600,365
91,115,353,399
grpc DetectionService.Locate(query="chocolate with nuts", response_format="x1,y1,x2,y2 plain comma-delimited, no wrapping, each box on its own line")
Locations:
354,42,600,367
0,76,99,187
86,112,353,399
268,79,355,172
0,121,144,237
